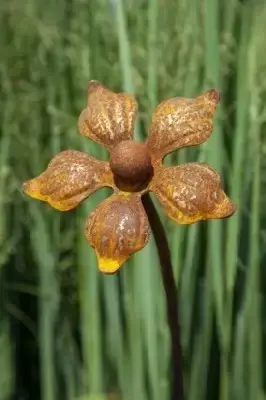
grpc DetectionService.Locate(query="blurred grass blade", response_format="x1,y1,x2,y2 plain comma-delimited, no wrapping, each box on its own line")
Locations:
30,205,59,400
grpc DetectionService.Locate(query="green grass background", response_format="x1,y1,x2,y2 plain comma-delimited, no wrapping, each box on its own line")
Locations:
0,0,266,399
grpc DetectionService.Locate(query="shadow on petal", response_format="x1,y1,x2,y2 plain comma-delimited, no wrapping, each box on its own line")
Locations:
85,193,150,273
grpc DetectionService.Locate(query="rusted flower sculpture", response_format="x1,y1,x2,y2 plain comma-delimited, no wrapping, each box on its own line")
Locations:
23,81,236,273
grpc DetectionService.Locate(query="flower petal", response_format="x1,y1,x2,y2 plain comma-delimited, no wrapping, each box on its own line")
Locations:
85,193,150,273
23,150,113,211
150,163,236,224
147,89,220,162
78,81,138,150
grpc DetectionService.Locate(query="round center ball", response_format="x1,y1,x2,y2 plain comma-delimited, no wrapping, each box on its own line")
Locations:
109,140,153,191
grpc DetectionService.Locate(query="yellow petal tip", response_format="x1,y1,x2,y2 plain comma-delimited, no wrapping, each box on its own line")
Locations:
97,254,121,274
22,180,43,200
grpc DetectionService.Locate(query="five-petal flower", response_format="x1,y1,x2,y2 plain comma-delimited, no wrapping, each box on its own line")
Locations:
23,81,236,273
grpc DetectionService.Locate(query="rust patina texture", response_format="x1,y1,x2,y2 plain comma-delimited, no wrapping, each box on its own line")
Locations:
23,81,236,273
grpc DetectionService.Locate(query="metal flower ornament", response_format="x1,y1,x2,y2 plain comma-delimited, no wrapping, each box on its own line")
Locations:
23,81,236,273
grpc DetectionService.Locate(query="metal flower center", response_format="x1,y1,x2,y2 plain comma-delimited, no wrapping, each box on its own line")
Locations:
109,140,153,192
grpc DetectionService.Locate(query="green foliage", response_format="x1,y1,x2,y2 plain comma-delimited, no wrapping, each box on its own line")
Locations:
0,0,265,399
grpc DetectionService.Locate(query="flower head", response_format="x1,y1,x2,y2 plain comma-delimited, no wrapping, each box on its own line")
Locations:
23,81,236,273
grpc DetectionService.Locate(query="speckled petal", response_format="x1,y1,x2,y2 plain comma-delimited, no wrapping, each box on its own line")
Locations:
78,81,138,150
85,193,150,273
150,163,236,224
23,150,114,211
147,89,220,162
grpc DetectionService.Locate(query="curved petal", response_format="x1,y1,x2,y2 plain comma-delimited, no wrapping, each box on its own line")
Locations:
23,150,114,211
147,89,220,162
85,193,150,273
150,163,236,224
78,81,138,150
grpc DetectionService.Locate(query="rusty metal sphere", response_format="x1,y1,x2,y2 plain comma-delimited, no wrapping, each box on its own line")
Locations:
109,140,153,192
